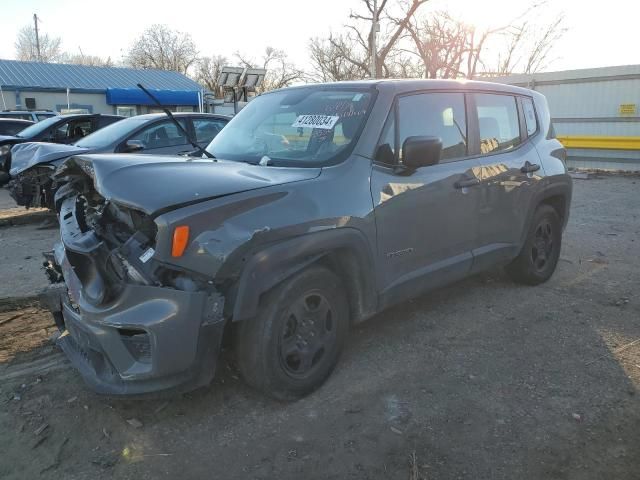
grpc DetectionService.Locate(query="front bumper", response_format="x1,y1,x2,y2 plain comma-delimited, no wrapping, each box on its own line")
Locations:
42,244,226,396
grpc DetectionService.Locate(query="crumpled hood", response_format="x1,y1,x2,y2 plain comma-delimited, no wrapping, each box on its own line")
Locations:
57,153,321,215
10,142,90,175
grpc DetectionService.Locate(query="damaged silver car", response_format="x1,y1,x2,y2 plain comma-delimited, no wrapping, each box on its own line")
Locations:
43,80,572,400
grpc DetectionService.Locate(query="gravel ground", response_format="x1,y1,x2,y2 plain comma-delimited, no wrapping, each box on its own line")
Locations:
0,174,639,480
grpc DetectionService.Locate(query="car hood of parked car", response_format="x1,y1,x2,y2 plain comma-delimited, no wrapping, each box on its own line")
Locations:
57,154,322,215
0,135,25,146
10,142,90,176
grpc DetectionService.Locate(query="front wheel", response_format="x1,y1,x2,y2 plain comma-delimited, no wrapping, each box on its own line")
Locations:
506,204,562,285
234,265,349,401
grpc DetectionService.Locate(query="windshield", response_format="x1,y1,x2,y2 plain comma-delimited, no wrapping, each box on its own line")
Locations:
75,116,148,148
206,88,374,166
15,116,63,139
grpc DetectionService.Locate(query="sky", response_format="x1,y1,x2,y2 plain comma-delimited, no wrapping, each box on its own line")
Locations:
0,0,639,73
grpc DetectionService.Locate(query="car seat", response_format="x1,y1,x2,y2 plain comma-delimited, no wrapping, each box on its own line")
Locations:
479,117,501,153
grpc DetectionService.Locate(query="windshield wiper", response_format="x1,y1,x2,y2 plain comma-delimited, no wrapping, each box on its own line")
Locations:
259,155,272,166
136,83,216,161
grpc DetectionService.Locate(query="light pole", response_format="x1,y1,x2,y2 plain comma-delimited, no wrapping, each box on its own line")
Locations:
33,14,41,61
370,0,379,78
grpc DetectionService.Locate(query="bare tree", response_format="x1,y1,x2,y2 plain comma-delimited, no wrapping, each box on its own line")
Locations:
310,34,370,81
350,0,429,77
126,25,198,73
15,24,62,62
405,11,469,78
193,55,228,93
473,3,567,76
235,47,304,92
61,50,114,67
402,3,567,79
309,36,367,82
309,0,430,81
521,16,566,74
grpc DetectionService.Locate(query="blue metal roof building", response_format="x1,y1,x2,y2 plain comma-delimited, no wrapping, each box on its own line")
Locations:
0,59,204,116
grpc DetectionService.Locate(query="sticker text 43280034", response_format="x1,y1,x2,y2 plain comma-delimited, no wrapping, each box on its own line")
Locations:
291,115,339,130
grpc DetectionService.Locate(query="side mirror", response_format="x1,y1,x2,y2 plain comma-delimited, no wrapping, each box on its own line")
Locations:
402,136,442,169
123,140,144,153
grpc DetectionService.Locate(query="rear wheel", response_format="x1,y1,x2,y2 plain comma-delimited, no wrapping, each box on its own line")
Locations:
506,204,562,285
234,266,349,401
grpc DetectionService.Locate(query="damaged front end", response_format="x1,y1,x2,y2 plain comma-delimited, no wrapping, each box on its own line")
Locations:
9,142,90,210
43,157,226,395
8,165,57,209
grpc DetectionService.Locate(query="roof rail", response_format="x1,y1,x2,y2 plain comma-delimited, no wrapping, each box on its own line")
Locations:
1,109,54,112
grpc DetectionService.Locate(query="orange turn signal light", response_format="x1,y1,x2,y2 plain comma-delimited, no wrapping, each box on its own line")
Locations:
171,225,190,257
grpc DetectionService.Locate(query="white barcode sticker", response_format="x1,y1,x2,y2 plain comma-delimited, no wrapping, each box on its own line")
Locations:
139,248,155,263
291,115,339,130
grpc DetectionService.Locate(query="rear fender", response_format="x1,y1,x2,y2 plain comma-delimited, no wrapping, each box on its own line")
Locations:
519,176,572,248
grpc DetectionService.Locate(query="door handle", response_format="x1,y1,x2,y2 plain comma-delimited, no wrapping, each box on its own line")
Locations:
521,161,540,173
454,177,481,189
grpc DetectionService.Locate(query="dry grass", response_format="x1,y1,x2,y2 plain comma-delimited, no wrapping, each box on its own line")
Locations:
0,308,56,363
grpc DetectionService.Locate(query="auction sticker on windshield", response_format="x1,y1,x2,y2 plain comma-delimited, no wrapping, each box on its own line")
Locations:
292,115,339,130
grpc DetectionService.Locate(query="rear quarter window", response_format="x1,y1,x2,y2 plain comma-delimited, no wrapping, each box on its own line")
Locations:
522,97,538,137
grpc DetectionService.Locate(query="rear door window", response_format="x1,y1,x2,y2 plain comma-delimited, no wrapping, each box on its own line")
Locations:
55,119,93,142
396,92,467,163
0,113,31,121
193,118,227,143
474,94,521,154
97,116,121,128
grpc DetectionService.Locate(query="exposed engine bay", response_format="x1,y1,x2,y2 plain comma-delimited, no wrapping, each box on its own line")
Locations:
52,161,217,304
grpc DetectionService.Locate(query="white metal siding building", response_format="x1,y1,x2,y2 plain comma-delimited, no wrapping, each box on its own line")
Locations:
488,65,640,171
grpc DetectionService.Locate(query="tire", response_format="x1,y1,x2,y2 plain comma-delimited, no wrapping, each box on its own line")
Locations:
234,265,349,401
506,204,562,285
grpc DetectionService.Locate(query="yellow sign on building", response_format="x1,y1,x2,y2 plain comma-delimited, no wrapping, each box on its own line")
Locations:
619,104,637,115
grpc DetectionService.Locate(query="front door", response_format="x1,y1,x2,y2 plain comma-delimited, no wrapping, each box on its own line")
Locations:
371,91,483,306
470,93,544,271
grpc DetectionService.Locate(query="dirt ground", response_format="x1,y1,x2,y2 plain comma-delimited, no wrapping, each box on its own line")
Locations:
1,175,639,480
0,188,56,304
0,224,57,303
0,188,52,227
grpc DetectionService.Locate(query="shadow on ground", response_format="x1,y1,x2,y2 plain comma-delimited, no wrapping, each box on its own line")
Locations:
1,175,639,479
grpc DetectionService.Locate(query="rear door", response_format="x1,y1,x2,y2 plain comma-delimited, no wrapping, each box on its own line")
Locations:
371,91,483,304
470,92,544,271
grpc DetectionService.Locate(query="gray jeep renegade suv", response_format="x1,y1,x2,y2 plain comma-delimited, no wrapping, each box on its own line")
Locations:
43,80,572,400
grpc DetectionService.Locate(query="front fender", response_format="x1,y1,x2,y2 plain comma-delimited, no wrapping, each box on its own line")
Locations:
230,227,377,322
